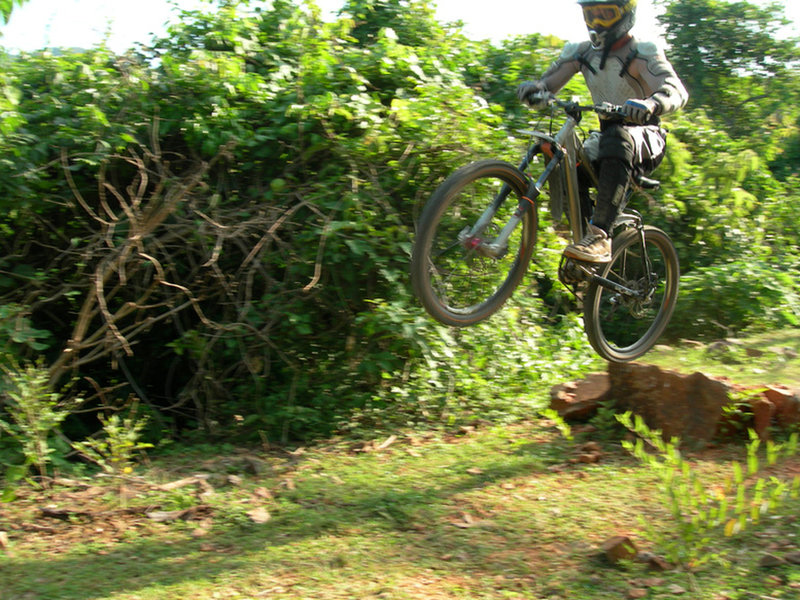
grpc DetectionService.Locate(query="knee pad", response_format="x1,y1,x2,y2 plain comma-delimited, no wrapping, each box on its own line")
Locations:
598,125,635,164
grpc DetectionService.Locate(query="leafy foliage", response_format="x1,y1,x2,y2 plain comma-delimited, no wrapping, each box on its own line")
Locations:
0,0,27,25
71,403,153,477
0,359,76,494
618,411,800,570
0,0,797,446
669,259,800,339
657,0,800,136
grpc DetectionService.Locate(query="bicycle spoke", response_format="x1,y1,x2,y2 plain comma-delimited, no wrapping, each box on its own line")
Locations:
583,226,679,362
411,160,537,326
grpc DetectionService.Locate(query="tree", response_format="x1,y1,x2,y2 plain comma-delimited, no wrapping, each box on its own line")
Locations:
0,0,528,441
656,0,800,135
0,0,798,446
0,0,29,25
340,0,443,47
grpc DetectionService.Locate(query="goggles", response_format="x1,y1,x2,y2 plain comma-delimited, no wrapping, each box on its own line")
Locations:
582,4,623,29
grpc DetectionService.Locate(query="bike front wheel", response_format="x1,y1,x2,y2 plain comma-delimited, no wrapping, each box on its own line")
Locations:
583,226,679,362
411,159,537,327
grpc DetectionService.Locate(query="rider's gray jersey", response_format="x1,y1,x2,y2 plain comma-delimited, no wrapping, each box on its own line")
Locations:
538,37,689,120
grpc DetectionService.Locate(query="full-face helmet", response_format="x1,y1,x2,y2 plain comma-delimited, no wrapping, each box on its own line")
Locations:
577,0,637,50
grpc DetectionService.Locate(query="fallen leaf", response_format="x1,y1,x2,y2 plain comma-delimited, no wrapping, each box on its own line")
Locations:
759,553,786,568
376,435,398,450
637,551,673,571
785,550,800,565
452,513,476,528
253,487,274,500
0,531,10,554
192,518,213,537
667,583,686,594
247,507,272,524
40,506,93,521
158,475,207,491
147,510,186,523
146,505,210,523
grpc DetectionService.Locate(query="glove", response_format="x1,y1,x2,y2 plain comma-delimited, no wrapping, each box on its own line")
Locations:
621,98,660,125
517,81,549,108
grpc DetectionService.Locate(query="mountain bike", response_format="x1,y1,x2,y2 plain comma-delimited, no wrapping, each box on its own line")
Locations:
410,95,679,362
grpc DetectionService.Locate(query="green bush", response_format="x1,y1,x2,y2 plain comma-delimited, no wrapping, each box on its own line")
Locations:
619,412,800,570
668,258,800,340
0,360,76,495
0,0,798,444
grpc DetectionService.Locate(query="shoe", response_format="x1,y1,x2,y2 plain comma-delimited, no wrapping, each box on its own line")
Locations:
563,224,611,263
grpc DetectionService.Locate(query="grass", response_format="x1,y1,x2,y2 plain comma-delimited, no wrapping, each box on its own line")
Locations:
3,420,800,600
2,331,800,600
649,329,800,387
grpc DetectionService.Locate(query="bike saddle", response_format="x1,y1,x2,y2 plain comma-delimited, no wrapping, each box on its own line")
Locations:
634,175,661,190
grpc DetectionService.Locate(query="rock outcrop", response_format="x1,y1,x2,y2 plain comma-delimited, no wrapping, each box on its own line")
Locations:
550,363,800,445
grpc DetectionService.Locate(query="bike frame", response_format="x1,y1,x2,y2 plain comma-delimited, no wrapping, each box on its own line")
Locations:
520,116,587,244
471,107,590,259
467,101,655,301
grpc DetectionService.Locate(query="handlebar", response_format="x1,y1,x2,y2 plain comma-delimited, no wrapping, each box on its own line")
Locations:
526,91,626,121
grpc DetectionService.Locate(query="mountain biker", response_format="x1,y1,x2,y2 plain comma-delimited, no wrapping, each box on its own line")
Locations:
517,0,688,263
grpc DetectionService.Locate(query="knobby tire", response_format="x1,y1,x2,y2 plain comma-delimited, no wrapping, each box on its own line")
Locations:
411,160,537,327
583,226,679,362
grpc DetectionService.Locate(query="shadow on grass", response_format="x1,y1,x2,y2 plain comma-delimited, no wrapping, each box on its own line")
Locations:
2,445,565,599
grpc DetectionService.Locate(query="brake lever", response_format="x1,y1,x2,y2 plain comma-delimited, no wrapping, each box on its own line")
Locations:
596,101,626,121
526,91,554,108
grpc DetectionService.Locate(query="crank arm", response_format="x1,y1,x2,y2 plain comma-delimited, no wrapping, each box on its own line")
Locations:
589,273,644,299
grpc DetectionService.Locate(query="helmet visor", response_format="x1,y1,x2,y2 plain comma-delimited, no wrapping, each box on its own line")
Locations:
582,4,622,29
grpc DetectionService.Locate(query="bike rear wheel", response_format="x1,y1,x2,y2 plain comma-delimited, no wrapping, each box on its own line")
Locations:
583,226,679,362
411,159,537,326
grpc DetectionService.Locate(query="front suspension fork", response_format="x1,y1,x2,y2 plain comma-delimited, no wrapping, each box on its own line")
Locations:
461,148,564,259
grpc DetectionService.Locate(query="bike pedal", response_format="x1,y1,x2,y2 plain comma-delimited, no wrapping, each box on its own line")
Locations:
558,256,592,284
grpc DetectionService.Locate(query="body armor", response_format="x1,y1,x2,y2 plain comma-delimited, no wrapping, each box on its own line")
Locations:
540,38,688,119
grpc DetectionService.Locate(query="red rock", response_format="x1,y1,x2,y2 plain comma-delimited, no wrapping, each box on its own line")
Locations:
763,386,800,427
552,365,799,446
549,372,609,420
750,396,776,441
608,363,731,445
578,452,602,464
601,535,638,563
